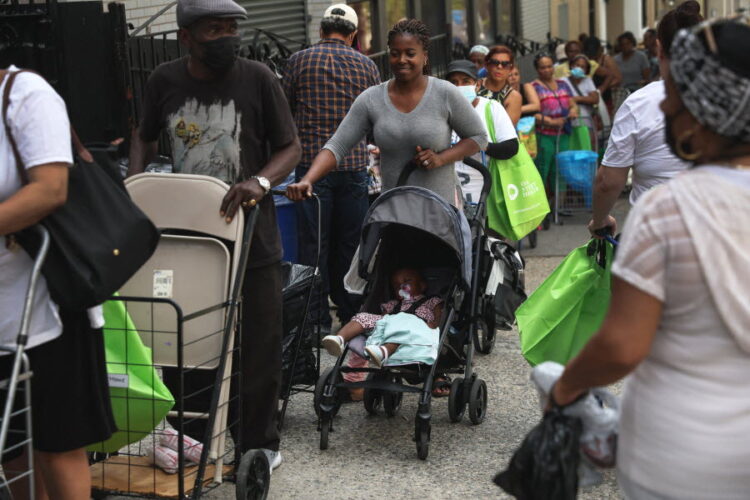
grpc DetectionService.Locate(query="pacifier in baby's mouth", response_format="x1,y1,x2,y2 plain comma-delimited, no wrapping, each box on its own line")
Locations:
398,284,414,301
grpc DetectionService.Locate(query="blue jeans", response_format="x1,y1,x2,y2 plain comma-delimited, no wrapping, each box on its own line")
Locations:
296,167,369,327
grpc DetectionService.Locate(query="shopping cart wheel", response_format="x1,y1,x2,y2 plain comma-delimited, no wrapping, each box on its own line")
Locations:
474,298,497,355
415,417,431,460
313,367,341,418
383,376,403,417
447,377,466,423
363,372,383,415
468,378,488,425
236,450,270,500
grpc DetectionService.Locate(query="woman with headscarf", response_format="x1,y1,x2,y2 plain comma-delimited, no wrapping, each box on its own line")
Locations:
550,15,750,499
563,54,599,150
589,1,701,236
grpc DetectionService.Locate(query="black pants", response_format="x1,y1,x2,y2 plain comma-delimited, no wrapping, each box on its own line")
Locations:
165,262,282,453
296,167,369,326
237,261,283,452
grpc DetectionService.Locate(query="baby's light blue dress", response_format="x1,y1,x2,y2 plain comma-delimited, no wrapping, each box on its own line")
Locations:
365,312,439,366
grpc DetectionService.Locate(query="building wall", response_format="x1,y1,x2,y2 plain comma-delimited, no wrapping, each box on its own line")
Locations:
520,0,551,41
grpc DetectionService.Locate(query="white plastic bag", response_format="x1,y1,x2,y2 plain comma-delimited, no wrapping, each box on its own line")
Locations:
531,362,620,471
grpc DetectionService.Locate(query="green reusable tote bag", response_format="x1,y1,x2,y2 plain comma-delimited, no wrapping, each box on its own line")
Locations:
516,239,613,366
485,104,550,241
569,124,593,152
88,299,174,453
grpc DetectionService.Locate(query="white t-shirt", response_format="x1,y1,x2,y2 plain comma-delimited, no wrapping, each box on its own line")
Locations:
562,76,597,124
0,67,72,349
612,167,750,498
454,96,516,204
601,81,689,204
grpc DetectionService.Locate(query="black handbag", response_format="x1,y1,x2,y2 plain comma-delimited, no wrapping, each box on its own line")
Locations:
2,70,159,311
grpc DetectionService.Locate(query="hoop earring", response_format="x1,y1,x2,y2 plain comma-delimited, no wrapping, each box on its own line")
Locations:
675,126,702,161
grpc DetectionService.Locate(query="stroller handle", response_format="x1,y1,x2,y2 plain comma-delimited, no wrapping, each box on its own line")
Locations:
396,158,492,200
459,157,492,200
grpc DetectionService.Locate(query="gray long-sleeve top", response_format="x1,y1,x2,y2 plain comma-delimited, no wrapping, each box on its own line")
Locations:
323,77,488,204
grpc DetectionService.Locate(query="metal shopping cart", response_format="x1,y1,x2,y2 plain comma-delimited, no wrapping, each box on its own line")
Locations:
0,226,49,499
553,116,600,224
89,173,269,499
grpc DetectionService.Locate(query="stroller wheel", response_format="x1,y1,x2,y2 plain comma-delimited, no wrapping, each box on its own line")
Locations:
474,298,497,355
319,414,331,450
235,450,270,500
363,373,382,415
383,376,403,417
314,367,341,419
468,378,488,425
414,417,431,460
447,377,466,423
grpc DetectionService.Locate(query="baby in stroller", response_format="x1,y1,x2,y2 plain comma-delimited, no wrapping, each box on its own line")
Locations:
322,268,443,368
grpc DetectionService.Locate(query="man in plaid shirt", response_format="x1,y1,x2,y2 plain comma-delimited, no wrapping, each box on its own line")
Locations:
283,4,380,331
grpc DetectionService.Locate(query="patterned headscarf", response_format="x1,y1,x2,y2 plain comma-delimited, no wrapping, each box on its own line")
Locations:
670,15,750,142
469,45,489,56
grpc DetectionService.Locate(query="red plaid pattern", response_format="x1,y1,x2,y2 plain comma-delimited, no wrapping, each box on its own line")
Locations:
283,38,381,171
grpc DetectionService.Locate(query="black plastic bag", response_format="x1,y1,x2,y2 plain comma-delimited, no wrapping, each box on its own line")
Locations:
490,240,527,330
494,408,583,500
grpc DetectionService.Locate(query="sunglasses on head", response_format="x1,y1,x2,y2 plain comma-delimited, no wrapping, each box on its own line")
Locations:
488,59,513,68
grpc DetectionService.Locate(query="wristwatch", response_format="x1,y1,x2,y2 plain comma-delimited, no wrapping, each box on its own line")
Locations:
252,175,271,194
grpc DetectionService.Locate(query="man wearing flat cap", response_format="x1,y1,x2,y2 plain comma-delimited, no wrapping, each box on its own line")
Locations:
282,4,380,341
128,0,301,472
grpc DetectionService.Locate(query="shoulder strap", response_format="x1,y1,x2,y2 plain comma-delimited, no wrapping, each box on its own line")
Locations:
569,79,584,97
484,100,497,143
404,295,432,315
2,70,28,185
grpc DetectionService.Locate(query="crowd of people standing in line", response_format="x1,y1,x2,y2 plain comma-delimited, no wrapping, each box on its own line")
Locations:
2,0,750,497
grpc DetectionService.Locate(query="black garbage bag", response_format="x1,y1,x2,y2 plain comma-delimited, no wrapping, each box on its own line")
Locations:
489,240,527,330
281,262,322,393
494,408,583,500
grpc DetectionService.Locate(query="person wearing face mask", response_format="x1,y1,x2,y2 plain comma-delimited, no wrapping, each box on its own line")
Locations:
589,1,701,237
128,0,302,473
563,55,600,150
445,60,519,205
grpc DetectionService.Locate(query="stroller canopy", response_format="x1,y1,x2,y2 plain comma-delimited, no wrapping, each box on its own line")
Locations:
359,186,473,288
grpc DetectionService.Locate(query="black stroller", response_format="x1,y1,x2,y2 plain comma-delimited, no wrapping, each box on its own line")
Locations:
313,161,493,460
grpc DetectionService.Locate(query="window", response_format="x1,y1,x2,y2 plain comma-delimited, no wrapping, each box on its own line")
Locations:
349,1,374,54
475,0,494,45
451,0,469,46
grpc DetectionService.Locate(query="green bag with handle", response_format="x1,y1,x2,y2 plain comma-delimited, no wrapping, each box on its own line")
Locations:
485,104,550,241
516,239,613,366
87,299,174,453
569,124,593,152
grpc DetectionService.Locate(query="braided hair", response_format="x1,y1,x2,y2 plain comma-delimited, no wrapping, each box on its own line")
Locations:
387,19,431,75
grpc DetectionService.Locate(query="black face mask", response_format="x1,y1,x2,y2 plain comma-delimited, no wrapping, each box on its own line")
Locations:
197,35,241,74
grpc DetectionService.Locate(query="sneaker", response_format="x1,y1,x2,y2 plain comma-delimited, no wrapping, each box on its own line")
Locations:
262,449,283,474
321,335,344,357
364,345,388,369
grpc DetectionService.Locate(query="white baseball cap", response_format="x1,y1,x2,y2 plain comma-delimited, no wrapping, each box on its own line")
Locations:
323,4,358,29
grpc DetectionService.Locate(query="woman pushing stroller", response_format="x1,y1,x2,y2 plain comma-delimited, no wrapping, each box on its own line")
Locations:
322,268,443,368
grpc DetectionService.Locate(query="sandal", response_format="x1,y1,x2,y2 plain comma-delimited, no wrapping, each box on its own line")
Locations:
432,375,451,398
